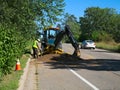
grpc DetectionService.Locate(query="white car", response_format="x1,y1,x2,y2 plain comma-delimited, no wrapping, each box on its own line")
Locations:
81,40,96,49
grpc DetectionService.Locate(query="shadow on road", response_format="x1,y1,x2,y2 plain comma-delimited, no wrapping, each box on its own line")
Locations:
42,54,120,71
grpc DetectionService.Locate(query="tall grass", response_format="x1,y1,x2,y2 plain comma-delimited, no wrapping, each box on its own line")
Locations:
96,41,120,52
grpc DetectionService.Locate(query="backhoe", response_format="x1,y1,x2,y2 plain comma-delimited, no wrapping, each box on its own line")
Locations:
41,25,80,57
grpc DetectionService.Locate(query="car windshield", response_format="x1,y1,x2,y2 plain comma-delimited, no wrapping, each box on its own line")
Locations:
86,40,94,43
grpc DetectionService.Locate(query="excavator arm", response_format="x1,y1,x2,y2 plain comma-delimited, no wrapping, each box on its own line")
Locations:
54,25,80,56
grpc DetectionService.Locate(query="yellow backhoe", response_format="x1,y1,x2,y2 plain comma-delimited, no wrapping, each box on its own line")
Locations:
41,25,80,57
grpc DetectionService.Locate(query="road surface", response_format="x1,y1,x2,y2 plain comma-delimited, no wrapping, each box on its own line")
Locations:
23,43,120,90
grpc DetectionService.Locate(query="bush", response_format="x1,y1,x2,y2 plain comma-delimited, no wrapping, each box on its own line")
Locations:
0,25,16,76
92,30,113,42
0,24,27,77
118,45,120,52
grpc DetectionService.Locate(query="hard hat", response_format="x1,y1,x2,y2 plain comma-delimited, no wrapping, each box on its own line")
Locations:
37,39,40,42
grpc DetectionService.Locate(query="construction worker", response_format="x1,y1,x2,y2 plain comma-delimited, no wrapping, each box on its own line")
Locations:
32,39,41,58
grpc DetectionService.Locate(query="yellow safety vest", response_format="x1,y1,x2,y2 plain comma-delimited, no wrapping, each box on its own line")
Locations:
33,40,38,48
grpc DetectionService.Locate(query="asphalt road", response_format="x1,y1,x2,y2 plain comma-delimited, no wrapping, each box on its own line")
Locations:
63,43,120,90
23,43,120,90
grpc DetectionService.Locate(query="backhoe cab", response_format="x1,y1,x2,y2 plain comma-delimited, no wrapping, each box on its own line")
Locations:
41,25,80,57
41,27,63,54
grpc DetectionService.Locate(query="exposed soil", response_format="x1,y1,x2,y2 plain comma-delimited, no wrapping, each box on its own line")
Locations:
30,54,84,69
37,53,82,63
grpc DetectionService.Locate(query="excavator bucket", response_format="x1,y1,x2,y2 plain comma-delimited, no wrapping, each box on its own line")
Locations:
73,50,81,57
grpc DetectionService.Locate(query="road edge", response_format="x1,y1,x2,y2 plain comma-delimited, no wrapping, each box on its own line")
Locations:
17,58,31,90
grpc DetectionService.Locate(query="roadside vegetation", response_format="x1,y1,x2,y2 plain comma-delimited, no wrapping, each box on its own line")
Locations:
96,42,120,53
0,54,29,90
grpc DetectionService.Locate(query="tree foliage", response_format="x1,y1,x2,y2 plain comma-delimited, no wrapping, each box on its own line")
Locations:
63,13,81,42
79,7,120,42
35,0,65,29
0,0,65,77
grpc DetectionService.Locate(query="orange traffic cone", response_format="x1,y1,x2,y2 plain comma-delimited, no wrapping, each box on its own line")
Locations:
15,59,21,71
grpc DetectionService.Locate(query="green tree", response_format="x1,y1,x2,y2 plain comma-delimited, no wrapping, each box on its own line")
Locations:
91,30,113,42
0,0,65,77
79,7,119,42
34,0,65,28
111,14,120,42
63,13,81,42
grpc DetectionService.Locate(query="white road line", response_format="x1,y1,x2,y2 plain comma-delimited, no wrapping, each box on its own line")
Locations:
68,68,99,90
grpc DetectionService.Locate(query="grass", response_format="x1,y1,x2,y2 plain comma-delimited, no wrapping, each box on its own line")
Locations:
96,41,120,52
0,54,30,90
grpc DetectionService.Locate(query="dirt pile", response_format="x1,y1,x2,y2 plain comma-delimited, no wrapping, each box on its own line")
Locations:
32,54,83,69
37,54,82,63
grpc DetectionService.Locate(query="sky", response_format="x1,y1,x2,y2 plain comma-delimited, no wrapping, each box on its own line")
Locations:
64,0,120,19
